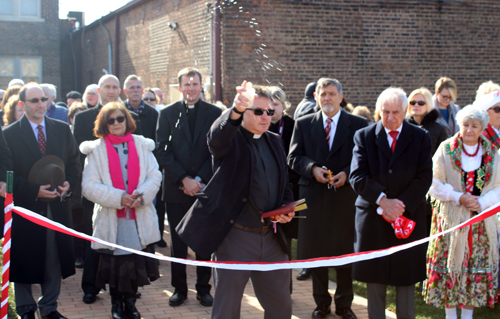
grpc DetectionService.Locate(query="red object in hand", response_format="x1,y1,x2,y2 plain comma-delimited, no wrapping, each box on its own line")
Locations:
384,215,416,239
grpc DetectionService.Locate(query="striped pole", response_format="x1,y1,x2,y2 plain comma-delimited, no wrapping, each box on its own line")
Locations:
1,172,13,319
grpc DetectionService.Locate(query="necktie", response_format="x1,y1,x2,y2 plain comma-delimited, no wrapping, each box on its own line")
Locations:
37,125,46,156
389,131,398,153
325,117,333,146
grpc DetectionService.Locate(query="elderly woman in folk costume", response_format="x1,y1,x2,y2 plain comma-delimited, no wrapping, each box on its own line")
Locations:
423,105,500,319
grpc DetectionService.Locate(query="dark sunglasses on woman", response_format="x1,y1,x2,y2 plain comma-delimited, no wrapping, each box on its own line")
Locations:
409,100,426,106
107,116,126,125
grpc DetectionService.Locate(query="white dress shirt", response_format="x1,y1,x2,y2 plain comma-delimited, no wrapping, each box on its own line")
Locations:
321,110,341,150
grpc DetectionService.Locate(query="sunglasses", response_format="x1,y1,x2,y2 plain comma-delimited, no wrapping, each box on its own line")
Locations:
107,116,126,125
143,98,156,101
490,106,500,114
247,108,275,116
409,100,426,106
24,97,49,103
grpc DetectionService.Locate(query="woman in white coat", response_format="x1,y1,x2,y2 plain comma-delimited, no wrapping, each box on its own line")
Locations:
80,102,161,319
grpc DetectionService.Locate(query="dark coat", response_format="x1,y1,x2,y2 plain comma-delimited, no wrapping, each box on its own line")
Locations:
406,108,449,156
0,128,13,226
288,110,368,260
155,100,222,203
349,121,432,286
176,110,294,258
3,116,82,283
124,100,158,142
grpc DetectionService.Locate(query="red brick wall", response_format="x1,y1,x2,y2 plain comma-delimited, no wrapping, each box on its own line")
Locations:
0,0,61,96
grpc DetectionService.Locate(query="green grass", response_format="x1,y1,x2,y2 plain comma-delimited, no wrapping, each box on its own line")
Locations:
0,239,19,319
291,239,500,319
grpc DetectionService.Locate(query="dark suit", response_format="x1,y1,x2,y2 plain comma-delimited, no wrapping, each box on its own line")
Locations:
177,110,294,318
3,115,81,315
0,128,13,227
156,100,221,296
288,110,367,309
349,121,432,318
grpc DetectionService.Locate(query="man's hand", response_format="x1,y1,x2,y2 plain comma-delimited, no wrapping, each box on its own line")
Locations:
379,196,405,222
460,194,481,212
58,181,70,198
0,181,6,198
312,166,330,184
182,176,202,196
230,81,254,120
276,212,295,223
38,184,59,199
332,171,347,188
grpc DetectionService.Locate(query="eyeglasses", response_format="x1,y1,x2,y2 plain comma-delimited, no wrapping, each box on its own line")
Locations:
23,97,48,103
490,106,500,114
106,116,126,125
247,108,275,116
143,98,156,101
409,100,426,106
439,94,452,100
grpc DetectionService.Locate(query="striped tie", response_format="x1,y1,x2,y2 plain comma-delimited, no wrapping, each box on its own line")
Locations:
325,117,333,146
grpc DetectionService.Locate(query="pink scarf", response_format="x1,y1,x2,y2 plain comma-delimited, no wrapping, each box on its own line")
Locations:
105,132,140,219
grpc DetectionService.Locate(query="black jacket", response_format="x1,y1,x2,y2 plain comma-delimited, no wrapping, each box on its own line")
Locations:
176,110,294,257
124,100,158,142
406,108,449,156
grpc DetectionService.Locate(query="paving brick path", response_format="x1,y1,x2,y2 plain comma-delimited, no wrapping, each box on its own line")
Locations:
31,226,397,319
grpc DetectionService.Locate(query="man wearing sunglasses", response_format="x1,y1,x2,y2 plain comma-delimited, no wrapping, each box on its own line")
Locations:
288,78,368,319
176,83,295,318
156,67,221,307
3,83,81,319
123,75,158,142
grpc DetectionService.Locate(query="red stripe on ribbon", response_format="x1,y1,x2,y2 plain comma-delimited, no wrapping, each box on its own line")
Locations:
2,193,13,319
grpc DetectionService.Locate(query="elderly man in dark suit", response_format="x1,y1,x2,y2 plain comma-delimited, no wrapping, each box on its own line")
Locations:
349,87,432,319
177,83,295,319
156,67,221,307
3,83,81,319
288,77,367,319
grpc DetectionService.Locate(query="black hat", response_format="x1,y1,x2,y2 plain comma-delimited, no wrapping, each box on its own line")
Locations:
66,91,82,99
28,155,65,202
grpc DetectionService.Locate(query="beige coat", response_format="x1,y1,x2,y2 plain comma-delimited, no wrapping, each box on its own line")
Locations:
80,135,162,251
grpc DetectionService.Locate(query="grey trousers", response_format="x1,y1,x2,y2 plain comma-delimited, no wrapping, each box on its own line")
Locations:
366,283,415,319
211,227,292,319
14,207,61,317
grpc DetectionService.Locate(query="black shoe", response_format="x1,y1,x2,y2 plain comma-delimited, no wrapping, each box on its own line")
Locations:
135,291,141,299
169,291,187,306
124,293,141,319
21,310,35,319
41,311,67,319
196,292,213,307
111,291,125,319
312,304,331,318
75,257,84,268
335,307,357,319
297,268,312,280
83,293,97,304
157,239,167,248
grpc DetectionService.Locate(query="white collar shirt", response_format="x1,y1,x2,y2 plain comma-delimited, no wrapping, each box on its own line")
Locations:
28,118,46,142
322,109,341,150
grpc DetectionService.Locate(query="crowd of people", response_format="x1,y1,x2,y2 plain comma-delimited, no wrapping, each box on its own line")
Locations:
0,71,499,319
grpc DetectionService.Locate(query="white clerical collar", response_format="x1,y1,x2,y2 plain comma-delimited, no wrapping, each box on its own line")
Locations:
253,134,262,139
187,104,195,109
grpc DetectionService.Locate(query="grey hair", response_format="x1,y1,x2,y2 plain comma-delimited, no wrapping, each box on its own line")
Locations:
456,105,489,131
39,83,56,98
376,87,408,113
83,84,101,105
315,78,343,96
124,74,143,89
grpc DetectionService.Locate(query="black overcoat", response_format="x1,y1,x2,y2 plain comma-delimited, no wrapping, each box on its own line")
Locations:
155,100,221,203
0,128,13,226
288,110,368,260
176,110,294,258
3,116,81,283
349,121,432,286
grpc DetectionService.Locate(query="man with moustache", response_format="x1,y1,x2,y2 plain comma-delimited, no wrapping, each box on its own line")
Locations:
156,67,221,307
288,78,367,319
3,83,81,319
177,83,295,319
73,74,142,304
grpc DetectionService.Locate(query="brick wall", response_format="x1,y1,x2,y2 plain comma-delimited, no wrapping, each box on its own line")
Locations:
219,0,500,110
0,0,61,96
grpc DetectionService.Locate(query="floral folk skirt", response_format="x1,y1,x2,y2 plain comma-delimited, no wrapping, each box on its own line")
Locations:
423,212,498,308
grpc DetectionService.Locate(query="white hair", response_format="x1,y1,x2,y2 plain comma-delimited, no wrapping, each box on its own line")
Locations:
476,81,500,100
456,105,489,131
376,87,408,113
98,74,120,88
39,83,57,98
83,84,101,105
8,79,24,87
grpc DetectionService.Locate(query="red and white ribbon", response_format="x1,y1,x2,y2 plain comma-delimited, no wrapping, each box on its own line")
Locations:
6,202,500,271
2,194,13,319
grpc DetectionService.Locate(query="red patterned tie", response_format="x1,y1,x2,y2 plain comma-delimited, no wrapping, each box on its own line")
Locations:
37,125,46,156
389,131,398,153
325,117,333,146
